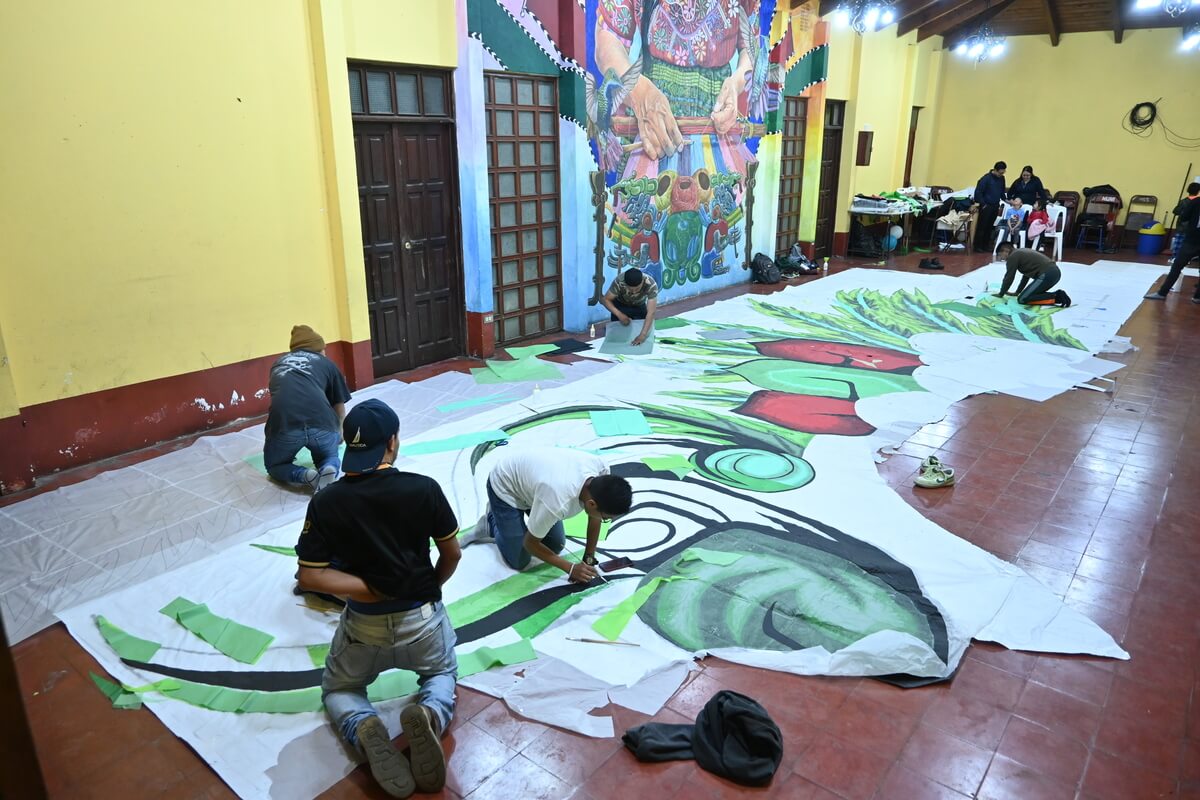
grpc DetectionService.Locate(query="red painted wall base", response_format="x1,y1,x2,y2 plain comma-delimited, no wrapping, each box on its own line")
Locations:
465,311,496,359
0,340,371,495
833,232,849,258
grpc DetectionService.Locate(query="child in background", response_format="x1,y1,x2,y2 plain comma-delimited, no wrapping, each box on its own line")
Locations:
1000,198,1026,245
1025,199,1051,250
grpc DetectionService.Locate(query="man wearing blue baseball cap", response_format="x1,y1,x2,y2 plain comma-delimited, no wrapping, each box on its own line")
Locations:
295,399,461,798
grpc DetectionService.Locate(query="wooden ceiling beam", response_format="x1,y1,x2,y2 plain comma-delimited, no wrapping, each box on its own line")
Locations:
1112,0,1125,42
1040,0,1061,44
893,0,944,32
897,0,964,37
818,0,842,19
916,0,1018,41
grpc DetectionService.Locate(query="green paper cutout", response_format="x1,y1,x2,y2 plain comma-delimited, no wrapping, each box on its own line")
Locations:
503,344,558,359
654,317,691,330
563,511,610,542
590,409,652,437
600,324,655,355
400,430,509,456
307,644,330,667
95,615,161,662
250,544,297,557
677,548,742,567
244,443,347,476
514,584,607,639
159,597,275,665
642,455,696,479
436,393,514,413
592,577,690,641
448,564,562,628
482,358,563,382
457,639,537,677
89,672,143,710
933,301,1002,318
366,671,420,703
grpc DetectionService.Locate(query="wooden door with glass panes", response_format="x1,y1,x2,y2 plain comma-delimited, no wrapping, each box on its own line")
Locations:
484,73,562,344
775,96,807,257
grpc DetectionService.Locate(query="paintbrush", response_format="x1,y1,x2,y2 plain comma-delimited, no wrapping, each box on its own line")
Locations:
565,637,640,647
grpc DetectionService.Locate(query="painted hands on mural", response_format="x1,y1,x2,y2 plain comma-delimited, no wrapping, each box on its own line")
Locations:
629,77,685,160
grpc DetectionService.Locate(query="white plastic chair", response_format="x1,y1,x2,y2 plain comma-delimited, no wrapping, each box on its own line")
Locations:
992,204,1029,256
1034,203,1067,261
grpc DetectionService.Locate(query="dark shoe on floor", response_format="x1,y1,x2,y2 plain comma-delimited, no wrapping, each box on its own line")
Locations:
1193,297,1200,304
401,704,446,793
1144,292,1166,300
919,259,943,270
356,716,415,798
1055,290,1072,308
930,257,944,268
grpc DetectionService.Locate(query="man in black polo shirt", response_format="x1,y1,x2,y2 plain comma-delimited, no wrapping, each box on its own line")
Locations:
296,399,461,798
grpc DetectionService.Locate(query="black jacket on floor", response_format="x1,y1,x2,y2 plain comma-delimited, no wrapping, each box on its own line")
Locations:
622,690,783,786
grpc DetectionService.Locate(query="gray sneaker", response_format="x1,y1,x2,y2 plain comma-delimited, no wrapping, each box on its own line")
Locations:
355,716,415,798
1143,292,1166,300
315,464,338,491
401,703,446,793
300,468,320,491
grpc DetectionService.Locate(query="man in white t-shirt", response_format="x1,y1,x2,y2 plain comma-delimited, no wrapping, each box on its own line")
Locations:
482,447,633,582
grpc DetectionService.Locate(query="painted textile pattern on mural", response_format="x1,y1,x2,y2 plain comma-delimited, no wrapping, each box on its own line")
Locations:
589,0,786,290
83,286,1088,719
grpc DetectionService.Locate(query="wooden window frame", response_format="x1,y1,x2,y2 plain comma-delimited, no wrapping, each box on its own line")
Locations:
348,61,454,123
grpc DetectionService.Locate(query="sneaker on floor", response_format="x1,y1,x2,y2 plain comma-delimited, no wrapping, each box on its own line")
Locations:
301,468,320,491
918,258,931,269
458,515,495,548
919,259,943,270
1144,292,1166,300
930,258,944,268
400,703,446,793
356,716,415,798
315,464,338,492
914,466,955,488
1055,290,1072,308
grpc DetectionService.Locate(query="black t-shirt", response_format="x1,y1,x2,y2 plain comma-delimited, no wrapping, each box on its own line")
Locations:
295,469,459,602
265,350,351,438
1179,197,1200,245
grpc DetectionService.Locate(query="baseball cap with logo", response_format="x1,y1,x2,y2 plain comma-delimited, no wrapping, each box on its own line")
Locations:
341,399,400,473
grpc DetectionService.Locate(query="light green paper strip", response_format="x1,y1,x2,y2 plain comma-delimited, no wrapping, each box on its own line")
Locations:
677,547,742,567
447,564,562,627
154,668,423,715
654,317,691,330
563,511,610,542
592,577,690,641
95,615,162,662
159,597,275,665
482,358,563,382
590,409,652,437
250,544,297,557
457,639,537,677
436,393,515,413
244,443,347,476
367,671,420,703
89,672,143,710
400,430,509,456
642,454,695,479
307,643,331,668
503,343,558,359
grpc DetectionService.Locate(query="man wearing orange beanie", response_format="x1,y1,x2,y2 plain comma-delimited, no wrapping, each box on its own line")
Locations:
263,325,352,491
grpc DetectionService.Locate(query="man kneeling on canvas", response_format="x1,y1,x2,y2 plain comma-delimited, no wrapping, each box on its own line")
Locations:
295,399,461,798
994,242,1072,307
466,447,632,583
601,267,659,346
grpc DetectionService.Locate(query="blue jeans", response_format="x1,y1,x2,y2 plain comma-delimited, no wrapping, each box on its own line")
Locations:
321,602,457,748
263,426,341,485
486,480,565,570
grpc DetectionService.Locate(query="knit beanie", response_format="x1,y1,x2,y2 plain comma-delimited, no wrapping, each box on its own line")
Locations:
289,325,325,353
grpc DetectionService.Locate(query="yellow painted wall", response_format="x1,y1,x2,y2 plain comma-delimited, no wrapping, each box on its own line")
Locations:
927,29,1200,225
342,0,458,66
825,28,943,233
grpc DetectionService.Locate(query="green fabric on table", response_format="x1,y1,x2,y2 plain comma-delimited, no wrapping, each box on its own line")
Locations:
250,544,297,557
436,393,515,413
307,644,331,668
641,454,695,479
503,343,558,359
244,443,348,476
677,547,742,567
458,639,537,677
159,597,275,665
484,358,564,382
95,615,162,662
399,430,509,456
591,577,690,641
654,317,691,330
590,409,652,437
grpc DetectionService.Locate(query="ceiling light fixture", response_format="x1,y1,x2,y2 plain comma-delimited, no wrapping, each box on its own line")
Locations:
831,0,899,33
1135,0,1199,16
953,23,1007,63
1183,22,1200,49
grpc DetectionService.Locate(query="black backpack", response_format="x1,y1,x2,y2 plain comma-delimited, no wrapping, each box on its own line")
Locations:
751,253,781,284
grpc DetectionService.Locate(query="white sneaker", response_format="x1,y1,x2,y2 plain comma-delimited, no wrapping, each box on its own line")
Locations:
300,468,320,491
315,465,338,491
458,514,495,547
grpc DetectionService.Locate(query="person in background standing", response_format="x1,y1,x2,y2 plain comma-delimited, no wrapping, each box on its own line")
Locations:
1008,165,1050,207
1146,191,1200,303
972,161,1008,251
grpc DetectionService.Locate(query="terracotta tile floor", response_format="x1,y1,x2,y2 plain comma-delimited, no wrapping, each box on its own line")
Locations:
10,246,1200,799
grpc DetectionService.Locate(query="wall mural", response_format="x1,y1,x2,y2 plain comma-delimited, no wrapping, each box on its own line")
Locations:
586,0,788,296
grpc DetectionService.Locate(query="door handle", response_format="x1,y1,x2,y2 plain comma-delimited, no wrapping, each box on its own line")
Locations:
404,241,412,250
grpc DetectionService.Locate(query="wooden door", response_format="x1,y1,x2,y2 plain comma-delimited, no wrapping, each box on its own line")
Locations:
484,73,563,344
350,64,464,377
775,96,808,256
814,101,845,260
903,107,921,188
